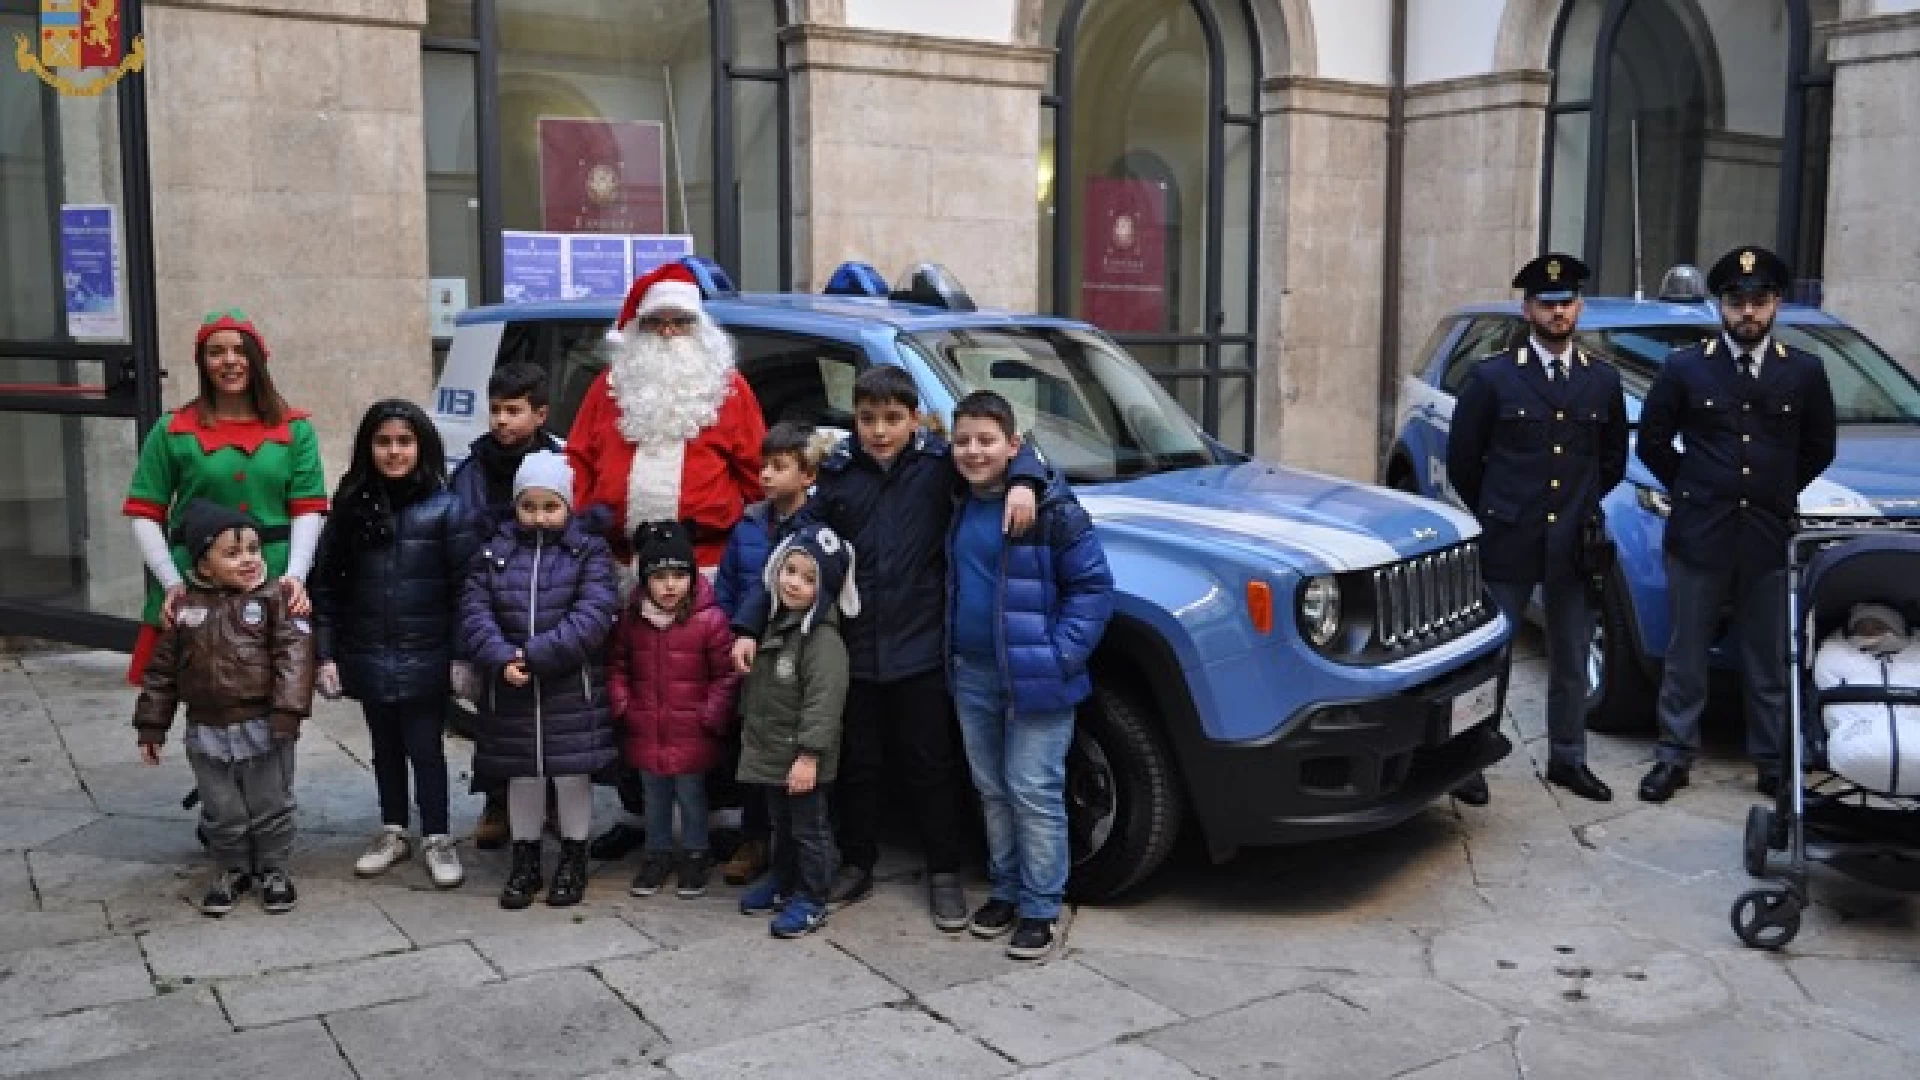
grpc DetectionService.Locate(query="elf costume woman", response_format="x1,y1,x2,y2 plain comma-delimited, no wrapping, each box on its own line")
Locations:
122,310,329,683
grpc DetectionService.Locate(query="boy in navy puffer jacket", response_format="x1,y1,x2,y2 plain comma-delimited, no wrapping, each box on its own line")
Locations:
947,391,1112,961
731,367,1046,931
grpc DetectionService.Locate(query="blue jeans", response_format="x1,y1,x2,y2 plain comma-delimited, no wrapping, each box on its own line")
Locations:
952,654,1074,920
640,771,709,854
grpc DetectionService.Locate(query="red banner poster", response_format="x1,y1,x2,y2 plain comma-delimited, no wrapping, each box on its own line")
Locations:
538,118,668,234
1080,177,1167,333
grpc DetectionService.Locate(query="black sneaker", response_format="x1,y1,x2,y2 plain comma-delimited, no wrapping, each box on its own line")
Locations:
630,851,674,897
1006,918,1056,960
259,868,297,914
969,898,1018,939
200,869,251,917
827,864,873,909
676,852,710,898
929,872,969,933
589,821,647,862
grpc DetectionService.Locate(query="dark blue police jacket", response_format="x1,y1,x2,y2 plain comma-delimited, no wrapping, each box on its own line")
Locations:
1447,344,1629,584
1636,336,1837,571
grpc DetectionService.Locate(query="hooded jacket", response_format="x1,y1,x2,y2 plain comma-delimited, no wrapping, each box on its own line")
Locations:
736,606,849,786
607,574,740,776
458,516,619,778
134,579,317,743
946,468,1113,715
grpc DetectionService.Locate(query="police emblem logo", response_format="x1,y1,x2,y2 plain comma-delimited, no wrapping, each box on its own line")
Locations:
1740,250,1757,275
242,600,265,627
177,607,208,628
776,653,796,680
1546,259,1561,282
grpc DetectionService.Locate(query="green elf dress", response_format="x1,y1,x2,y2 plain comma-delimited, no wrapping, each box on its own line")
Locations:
121,314,328,683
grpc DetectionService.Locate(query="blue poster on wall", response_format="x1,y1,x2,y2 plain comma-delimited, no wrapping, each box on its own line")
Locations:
631,235,695,278
566,236,630,299
502,231,564,303
60,204,124,339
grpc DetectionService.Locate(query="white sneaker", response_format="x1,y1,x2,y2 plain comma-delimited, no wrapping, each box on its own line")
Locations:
354,825,411,877
423,834,465,889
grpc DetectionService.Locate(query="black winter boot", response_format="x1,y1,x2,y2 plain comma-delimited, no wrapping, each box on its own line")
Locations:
499,840,543,910
547,839,589,907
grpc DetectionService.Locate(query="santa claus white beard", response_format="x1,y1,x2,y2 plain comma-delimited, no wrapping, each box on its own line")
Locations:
606,319,737,444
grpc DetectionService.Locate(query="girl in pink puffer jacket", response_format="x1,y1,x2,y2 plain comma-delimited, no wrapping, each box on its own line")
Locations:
608,522,740,899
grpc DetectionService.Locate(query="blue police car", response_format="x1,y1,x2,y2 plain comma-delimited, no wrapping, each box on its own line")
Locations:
1388,268,1920,734
432,259,1515,899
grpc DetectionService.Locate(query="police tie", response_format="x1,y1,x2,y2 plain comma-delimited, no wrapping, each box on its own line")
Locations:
1738,352,1756,380
1547,355,1565,383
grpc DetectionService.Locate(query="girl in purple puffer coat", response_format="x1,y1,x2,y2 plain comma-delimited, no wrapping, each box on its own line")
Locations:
459,451,619,911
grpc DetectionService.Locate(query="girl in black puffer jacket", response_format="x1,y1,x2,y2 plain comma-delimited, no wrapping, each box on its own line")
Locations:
312,400,480,890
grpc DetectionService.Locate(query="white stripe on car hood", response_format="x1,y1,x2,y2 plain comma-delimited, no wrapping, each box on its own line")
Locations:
1080,495,1403,573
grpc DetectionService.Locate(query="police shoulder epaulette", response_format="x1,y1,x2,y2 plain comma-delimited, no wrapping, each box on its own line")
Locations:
1513,346,1529,367
1775,340,1787,358
1703,338,1718,356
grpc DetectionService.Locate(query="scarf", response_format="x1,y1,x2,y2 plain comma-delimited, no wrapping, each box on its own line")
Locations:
474,434,543,509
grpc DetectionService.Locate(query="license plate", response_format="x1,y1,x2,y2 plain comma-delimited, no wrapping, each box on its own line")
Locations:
1450,677,1500,736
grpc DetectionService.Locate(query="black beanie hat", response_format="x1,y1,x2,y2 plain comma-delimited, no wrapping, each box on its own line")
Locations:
634,521,696,580
172,499,260,568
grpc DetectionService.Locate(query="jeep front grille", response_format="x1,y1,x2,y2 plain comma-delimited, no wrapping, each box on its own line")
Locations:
1372,541,1486,651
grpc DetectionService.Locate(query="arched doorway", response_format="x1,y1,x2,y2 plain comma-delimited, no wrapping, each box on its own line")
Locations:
1542,0,1833,299
1039,0,1264,450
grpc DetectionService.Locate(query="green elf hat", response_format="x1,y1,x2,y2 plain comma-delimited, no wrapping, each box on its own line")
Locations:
195,308,272,363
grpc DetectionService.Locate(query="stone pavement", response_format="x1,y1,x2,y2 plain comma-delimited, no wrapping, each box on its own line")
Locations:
3,639,1919,1078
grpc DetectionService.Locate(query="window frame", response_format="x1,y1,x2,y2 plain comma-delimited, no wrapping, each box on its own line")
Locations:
1041,0,1262,449
423,1,793,349
1540,0,1822,293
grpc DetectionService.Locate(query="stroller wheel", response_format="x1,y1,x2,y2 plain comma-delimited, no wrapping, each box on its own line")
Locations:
1731,889,1802,951
1743,805,1777,878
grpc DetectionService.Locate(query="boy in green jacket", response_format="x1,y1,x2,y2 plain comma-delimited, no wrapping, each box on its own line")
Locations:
735,523,855,939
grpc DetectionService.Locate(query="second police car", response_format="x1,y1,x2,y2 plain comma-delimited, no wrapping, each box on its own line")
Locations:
431,258,1517,900
1388,266,1920,733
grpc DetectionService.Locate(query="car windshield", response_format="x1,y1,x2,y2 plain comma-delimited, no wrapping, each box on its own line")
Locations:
1576,322,1920,424
903,326,1217,482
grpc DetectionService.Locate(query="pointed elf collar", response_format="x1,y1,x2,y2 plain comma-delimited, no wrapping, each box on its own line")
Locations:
168,407,310,455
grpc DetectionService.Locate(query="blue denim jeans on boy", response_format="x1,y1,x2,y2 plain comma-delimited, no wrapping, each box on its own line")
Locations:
951,654,1074,920
640,771,709,854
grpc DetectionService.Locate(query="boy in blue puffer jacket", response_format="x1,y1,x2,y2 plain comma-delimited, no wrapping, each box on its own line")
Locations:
947,390,1112,961
731,367,1046,931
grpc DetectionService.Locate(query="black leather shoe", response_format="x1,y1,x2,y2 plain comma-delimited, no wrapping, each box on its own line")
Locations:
1451,773,1490,806
1546,760,1613,802
1755,769,1783,798
588,821,646,861
1638,763,1691,803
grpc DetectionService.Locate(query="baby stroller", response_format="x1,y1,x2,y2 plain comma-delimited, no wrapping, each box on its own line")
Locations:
1733,520,1920,950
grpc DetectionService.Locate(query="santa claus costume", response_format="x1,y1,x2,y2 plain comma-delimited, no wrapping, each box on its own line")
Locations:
566,263,765,568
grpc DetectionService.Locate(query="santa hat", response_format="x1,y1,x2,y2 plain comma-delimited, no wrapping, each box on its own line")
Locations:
610,263,703,341
764,524,859,635
195,308,272,362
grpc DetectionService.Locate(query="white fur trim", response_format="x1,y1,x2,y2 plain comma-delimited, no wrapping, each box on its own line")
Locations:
625,439,686,539
635,280,703,321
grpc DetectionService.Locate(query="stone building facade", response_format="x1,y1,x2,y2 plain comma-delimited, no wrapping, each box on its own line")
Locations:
3,0,1919,643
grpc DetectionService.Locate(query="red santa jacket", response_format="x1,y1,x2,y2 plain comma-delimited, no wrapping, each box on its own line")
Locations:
567,368,765,566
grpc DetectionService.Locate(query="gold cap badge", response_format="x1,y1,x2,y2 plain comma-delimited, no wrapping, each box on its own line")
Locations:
1740,250,1756,274
1547,259,1561,282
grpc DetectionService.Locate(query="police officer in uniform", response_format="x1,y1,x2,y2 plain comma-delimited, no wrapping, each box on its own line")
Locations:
1447,254,1627,805
1636,246,1837,803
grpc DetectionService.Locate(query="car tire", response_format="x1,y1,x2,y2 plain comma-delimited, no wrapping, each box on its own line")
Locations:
1066,684,1184,903
1586,567,1658,735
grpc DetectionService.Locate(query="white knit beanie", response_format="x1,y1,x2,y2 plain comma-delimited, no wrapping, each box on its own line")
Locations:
513,450,575,507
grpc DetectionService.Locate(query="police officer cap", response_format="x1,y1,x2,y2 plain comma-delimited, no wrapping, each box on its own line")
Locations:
1706,245,1791,297
1512,253,1590,301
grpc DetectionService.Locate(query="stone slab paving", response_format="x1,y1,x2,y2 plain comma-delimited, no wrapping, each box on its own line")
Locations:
2,645,1920,1077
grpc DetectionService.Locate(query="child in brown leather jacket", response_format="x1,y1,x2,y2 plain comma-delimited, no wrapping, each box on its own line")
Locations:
135,500,317,916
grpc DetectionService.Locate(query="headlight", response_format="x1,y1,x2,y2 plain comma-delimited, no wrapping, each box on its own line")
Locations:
1298,576,1341,647
1635,484,1671,518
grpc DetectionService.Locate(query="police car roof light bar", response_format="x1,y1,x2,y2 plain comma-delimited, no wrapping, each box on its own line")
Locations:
890,263,976,312
824,262,890,298
680,256,738,299
1658,264,1708,303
